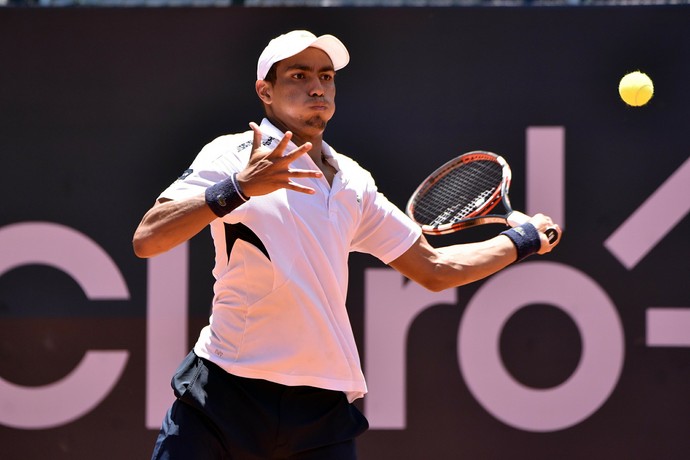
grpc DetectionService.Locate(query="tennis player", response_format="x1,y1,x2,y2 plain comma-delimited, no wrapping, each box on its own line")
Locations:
133,29,560,460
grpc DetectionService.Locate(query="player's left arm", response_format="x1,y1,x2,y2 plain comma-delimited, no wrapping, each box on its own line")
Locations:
389,234,515,292
389,214,560,292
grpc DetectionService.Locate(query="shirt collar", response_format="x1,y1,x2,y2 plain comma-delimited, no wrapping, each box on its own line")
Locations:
259,118,334,160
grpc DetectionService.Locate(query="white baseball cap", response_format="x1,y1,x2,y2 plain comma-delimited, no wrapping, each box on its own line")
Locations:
256,30,350,80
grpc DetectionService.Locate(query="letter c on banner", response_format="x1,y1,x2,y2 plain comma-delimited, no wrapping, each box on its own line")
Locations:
0,222,130,430
458,261,624,432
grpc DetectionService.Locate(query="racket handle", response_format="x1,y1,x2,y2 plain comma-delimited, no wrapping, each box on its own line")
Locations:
507,211,559,244
544,228,559,244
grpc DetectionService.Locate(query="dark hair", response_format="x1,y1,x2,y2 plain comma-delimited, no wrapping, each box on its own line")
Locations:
263,63,278,85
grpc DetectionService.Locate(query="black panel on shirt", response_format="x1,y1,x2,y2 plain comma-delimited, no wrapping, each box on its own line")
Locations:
224,223,270,262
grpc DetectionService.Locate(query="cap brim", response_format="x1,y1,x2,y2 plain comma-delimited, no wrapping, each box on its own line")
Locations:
257,31,350,80
310,34,350,71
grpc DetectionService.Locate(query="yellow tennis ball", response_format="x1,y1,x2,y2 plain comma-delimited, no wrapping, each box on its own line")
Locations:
619,71,654,106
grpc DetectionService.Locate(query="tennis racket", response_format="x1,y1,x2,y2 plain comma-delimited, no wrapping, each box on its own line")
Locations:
406,151,559,243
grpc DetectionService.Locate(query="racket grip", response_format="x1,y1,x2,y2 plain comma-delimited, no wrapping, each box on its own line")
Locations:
507,211,559,244
545,228,559,244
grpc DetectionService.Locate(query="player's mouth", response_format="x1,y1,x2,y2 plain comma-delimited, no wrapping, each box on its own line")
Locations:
307,98,330,111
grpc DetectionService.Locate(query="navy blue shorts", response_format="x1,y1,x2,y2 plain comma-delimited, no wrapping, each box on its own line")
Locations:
151,351,369,460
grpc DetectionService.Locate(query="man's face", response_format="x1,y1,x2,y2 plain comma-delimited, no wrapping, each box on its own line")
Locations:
263,47,336,137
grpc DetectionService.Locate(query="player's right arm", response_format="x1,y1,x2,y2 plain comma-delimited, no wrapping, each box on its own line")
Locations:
133,122,320,259
132,195,216,259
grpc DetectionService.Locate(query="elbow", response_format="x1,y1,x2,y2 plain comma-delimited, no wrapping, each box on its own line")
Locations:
426,281,452,293
421,278,455,293
132,238,151,259
132,231,158,259
132,229,179,259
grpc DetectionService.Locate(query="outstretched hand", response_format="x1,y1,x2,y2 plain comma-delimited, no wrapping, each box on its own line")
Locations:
235,122,323,197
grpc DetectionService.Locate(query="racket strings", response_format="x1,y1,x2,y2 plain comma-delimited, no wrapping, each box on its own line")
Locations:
413,160,503,226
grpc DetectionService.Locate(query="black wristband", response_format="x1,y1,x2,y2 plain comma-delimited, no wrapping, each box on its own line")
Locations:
501,223,541,262
205,174,248,218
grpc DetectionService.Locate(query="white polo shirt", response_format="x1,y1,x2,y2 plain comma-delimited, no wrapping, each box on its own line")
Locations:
160,119,421,401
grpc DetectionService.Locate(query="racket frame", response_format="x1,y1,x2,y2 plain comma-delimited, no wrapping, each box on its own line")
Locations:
406,151,518,235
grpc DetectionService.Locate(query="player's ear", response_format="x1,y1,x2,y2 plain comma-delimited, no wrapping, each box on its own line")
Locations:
256,80,272,104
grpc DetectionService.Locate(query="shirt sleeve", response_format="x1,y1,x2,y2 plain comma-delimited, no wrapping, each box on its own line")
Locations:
158,133,250,202
351,174,422,265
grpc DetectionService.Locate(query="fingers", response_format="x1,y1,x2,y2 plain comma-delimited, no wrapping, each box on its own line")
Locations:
285,181,317,195
241,123,323,197
249,122,312,161
250,121,295,158
272,130,294,157
283,168,324,194
249,122,264,152
279,140,313,165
